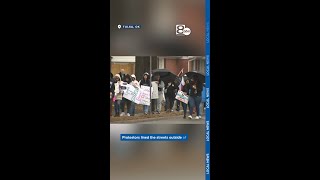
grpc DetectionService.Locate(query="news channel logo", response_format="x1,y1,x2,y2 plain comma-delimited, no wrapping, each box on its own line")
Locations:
176,24,191,36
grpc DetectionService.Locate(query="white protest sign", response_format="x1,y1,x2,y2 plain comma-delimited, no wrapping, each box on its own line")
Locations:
136,85,151,105
123,84,140,102
175,90,189,104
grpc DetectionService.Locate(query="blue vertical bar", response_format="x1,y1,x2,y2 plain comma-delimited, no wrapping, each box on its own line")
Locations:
205,0,210,180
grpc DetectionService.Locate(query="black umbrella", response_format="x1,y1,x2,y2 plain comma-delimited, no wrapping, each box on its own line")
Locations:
152,69,179,85
186,71,205,83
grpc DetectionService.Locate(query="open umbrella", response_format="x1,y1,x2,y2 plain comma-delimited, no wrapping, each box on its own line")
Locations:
185,71,205,83
152,69,179,85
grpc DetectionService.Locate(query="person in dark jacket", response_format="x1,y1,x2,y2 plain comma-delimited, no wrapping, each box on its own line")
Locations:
120,74,132,116
188,75,203,119
181,78,191,118
139,72,151,115
165,81,178,112
119,69,126,81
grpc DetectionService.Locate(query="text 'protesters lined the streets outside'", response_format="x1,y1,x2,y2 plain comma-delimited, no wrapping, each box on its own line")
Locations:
120,134,189,141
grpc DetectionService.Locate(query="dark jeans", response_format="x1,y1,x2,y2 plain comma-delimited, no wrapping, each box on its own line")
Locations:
129,102,136,116
176,100,181,110
182,102,188,117
166,96,174,111
143,105,149,114
164,95,169,111
120,98,131,113
188,96,201,116
110,100,112,116
114,100,121,114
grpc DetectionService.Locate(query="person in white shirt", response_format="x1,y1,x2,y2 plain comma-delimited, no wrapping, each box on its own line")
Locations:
154,75,165,113
128,74,139,116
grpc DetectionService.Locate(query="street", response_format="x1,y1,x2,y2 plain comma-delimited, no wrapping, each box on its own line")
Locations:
136,116,205,124
111,114,205,124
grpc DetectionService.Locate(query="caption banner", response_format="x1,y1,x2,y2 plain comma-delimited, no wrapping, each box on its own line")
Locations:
120,134,188,141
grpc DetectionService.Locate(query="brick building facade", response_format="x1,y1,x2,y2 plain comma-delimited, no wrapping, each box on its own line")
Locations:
110,56,205,81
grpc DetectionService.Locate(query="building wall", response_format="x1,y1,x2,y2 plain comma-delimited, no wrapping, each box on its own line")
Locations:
188,58,206,74
111,63,135,77
111,56,136,76
177,59,189,75
112,56,135,62
135,56,157,81
164,58,188,75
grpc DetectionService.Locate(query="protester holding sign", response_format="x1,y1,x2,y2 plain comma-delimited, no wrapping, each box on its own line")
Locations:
139,72,151,115
188,75,203,119
113,74,123,117
128,74,139,116
120,74,132,116
181,78,191,119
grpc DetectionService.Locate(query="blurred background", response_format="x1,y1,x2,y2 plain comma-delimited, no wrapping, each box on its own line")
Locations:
110,1,206,179
110,0,205,56
110,124,205,180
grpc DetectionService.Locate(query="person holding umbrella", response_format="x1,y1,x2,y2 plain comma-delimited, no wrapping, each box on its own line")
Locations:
188,75,203,119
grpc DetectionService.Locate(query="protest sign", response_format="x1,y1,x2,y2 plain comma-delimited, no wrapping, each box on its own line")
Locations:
137,85,151,105
122,84,151,105
175,90,189,104
123,84,139,102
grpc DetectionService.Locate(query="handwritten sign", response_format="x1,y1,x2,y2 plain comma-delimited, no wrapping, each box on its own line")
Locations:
138,85,151,105
122,84,151,105
123,84,139,102
175,90,189,104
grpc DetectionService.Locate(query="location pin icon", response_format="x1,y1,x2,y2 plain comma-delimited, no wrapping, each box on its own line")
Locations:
118,25,121,29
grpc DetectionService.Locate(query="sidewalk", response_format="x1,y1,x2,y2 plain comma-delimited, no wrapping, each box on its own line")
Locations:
110,111,183,123
110,111,206,124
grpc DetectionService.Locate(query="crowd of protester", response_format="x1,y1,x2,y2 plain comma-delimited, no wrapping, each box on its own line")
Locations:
110,69,205,119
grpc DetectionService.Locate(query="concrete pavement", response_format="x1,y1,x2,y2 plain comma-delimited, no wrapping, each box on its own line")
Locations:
111,114,205,124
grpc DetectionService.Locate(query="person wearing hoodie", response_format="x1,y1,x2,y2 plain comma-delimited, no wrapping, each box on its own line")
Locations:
120,74,132,116
139,72,151,115
129,74,139,116
112,74,123,117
